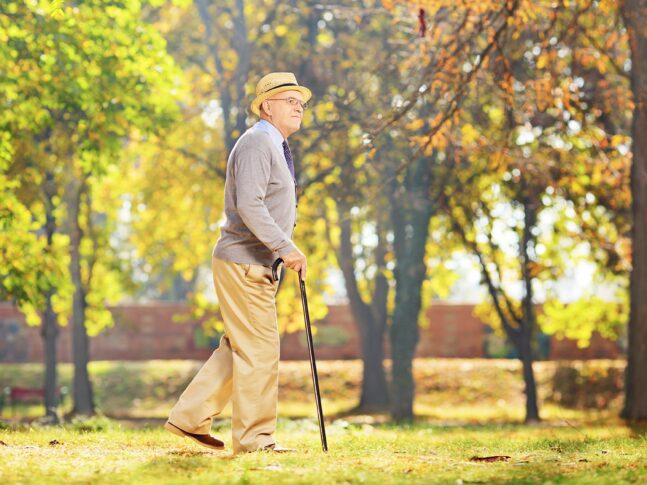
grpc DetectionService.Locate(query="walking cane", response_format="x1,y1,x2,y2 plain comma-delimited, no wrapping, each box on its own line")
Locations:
272,258,328,452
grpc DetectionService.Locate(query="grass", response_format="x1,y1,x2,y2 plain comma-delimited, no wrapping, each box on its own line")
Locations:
0,358,642,483
1,418,646,484
0,358,626,422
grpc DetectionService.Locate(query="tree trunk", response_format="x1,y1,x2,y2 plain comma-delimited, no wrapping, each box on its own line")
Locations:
482,285,541,423
389,271,423,421
462,193,542,423
68,178,94,415
42,295,59,422
41,171,60,422
357,317,389,411
389,157,433,421
390,253,428,421
338,205,390,411
519,198,540,423
621,0,647,421
518,329,540,422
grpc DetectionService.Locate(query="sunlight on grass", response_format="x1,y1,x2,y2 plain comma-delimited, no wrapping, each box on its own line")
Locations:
1,421,645,484
0,358,643,484
0,359,626,425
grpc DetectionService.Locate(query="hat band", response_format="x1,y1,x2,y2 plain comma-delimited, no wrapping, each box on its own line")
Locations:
262,82,298,94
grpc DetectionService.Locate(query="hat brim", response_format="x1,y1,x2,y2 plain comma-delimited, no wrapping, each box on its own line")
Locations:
251,86,312,116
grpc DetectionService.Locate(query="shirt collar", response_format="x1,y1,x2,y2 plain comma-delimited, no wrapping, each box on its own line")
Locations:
254,119,285,156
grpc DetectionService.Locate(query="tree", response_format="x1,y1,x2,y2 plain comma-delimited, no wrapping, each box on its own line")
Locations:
122,1,335,346
1,0,182,415
376,0,523,419
296,3,400,412
1,7,73,421
621,0,647,421
387,0,631,421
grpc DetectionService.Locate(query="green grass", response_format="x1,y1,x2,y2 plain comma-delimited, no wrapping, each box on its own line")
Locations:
1,419,646,484
0,359,642,483
0,359,626,422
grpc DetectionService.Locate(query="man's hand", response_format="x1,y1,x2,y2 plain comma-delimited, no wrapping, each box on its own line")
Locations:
282,247,307,280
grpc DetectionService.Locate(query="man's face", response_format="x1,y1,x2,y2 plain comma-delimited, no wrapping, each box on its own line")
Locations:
263,90,305,138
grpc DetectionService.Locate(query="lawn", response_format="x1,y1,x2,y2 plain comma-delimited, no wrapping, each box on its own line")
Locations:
1,418,646,484
0,358,626,422
1,359,641,484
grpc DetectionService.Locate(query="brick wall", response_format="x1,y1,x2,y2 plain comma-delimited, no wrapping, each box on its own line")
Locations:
0,301,622,363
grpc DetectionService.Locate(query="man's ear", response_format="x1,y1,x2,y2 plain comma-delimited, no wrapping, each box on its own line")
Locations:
262,100,270,116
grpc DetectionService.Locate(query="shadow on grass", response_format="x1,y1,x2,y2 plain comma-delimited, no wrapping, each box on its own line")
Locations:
626,421,647,438
142,454,224,472
166,450,210,457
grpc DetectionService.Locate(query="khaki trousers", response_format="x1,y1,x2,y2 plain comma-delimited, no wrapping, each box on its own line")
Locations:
168,257,281,453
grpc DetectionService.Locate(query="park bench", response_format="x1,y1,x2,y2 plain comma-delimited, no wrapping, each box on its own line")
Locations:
0,386,68,417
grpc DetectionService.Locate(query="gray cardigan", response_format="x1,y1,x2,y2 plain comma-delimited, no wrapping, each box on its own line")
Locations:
212,126,297,266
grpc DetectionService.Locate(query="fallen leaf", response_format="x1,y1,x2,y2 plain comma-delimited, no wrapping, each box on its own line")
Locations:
470,455,511,463
0,441,7,446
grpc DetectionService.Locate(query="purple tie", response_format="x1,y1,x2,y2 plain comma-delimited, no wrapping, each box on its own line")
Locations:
282,140,296,181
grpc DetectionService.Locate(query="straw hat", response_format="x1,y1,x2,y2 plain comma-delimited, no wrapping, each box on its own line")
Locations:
250,72,312,116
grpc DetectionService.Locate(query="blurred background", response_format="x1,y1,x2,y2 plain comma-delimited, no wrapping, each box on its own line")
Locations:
1,0,645,426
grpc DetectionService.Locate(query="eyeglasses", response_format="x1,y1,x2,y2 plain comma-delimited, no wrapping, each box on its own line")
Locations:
266,97,309,110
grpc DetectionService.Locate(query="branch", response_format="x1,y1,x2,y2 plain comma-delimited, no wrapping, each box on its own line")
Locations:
446,190,521,341
337,200,373,332
578,28,630,80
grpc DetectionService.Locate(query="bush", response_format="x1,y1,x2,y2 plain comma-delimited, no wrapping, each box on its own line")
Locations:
548,360,625,409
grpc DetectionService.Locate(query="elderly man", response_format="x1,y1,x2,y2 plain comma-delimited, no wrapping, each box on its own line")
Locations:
165,72,310,453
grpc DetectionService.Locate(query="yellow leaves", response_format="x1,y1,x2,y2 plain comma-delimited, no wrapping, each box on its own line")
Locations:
181,269,194,281
487,106,504,125
460,123,480,145
94,111,106,125
533,77,553,112
316,31,334,47
405,118,425,131
193,291,209,309
614,237,632,269
86,305,115,336
540,295,627,347
276,277,308,333
610,134,629,148
52,289,73,326
598,0,617,14
420,113,452,152
275,25,288,37
20,302,42,326
526,261,547,279
381,0,395,10
535,53,548,70
48,0,65,20
347,124,363,149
